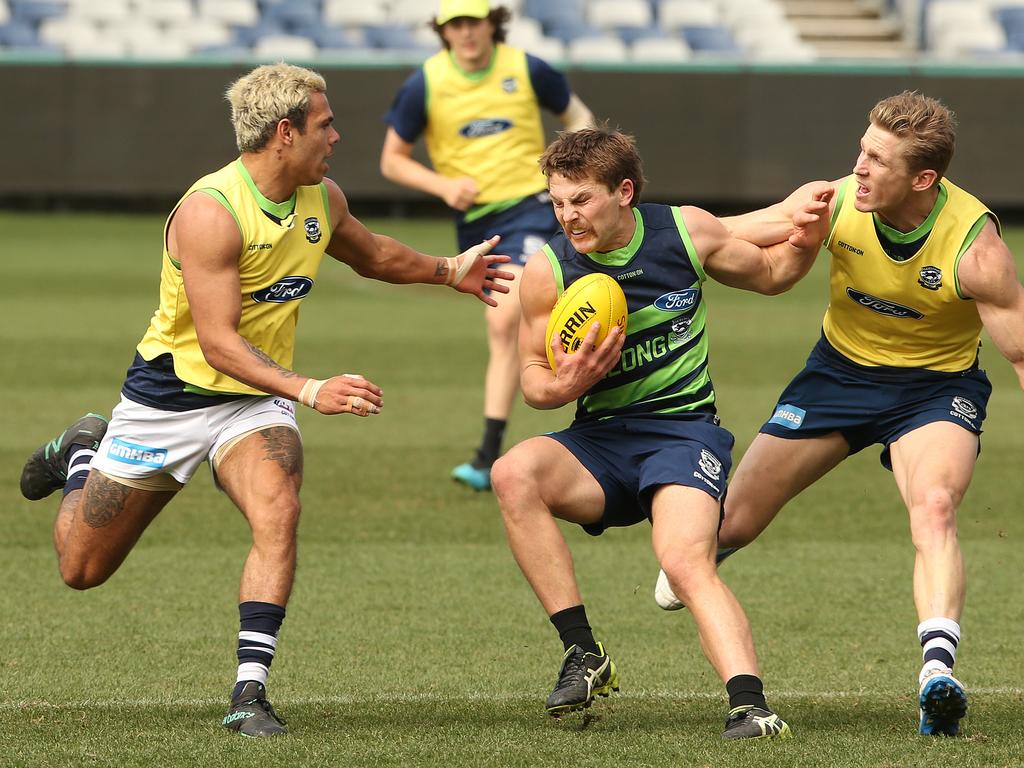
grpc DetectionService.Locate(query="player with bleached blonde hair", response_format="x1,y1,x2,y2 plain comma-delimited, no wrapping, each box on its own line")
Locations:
19,62,513,737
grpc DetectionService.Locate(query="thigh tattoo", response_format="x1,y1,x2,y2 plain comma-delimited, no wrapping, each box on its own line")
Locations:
259,426,303,477
83,473,133,529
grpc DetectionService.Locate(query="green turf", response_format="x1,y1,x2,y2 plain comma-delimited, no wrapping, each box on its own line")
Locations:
1,212,1022,767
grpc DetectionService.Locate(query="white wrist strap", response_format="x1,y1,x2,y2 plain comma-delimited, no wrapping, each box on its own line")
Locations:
297,378,326,409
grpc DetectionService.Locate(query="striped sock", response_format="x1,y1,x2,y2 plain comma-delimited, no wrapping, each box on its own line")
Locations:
918,617,961,684
233,601,286,698
63,446,96,496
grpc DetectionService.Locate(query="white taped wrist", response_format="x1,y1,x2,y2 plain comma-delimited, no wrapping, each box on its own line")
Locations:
297,378,326,409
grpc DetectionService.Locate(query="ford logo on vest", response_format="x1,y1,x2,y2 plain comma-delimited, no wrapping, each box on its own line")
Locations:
459,118,513,138
846,288,923,319
252,276,314,303
654,289,699,312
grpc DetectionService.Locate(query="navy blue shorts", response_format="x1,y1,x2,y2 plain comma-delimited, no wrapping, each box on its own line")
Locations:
761,336,992,470
456,192,558,267
545,413,735,536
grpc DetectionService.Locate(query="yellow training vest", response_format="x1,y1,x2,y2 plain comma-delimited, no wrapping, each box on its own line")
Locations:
823,175,995,372
137,159,330,395
422,44,547,204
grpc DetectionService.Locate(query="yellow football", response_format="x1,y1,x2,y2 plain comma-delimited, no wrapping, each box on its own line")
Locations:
545,272,628,371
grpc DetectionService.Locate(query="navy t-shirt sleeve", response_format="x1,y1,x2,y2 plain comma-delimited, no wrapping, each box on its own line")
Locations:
383,68,427,143
526,54,571,114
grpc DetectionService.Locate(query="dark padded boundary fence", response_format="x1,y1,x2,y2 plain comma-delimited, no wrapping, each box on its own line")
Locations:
4,62,1022,210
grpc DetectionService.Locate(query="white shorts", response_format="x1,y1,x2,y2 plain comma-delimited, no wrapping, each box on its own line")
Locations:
92,395,300,486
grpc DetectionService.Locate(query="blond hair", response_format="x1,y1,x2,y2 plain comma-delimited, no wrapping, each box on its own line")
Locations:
539,125,646,201
226,63,327,153
869,91,956,178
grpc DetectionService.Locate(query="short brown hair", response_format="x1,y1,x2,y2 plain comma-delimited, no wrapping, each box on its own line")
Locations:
431,6,511,48
869,91,957,178
539,125,646,202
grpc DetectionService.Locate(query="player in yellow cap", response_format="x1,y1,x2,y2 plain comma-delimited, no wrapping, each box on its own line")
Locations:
381,1,594,491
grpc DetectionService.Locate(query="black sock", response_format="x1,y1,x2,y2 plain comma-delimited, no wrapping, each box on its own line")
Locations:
550,605,599,653
726,674,767,710
472,418,507,469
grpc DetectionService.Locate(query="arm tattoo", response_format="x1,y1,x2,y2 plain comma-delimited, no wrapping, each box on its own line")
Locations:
434,258,449,279
82,474,133,529
259,427,304,478
244,340,299,378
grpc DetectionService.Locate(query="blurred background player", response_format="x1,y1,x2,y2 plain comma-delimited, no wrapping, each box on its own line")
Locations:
18,62,512,738
656,91,1024,737
492,126,831,738
381,0,593,491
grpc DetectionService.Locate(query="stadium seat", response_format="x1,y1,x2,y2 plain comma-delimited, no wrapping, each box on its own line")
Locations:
658,0,720,31
506,16,545,49
253,33,319,59
521,35,565,62
10,0,68,26
544,21,605,43
323,0,387,26
197,0,259,28
66,0,129,23
137,0,194,25
567,34,628,62
65,34,130,58
363,23,432,51
616,25,672,44
681,24,744,54
630,35,692,61
526,0,584,27
307,24,364,51
0,19,38,47
168,18,234,49
263,1,321,32
0,1,10,26
588,0,653,30
234,19,286,47
389,0,434,25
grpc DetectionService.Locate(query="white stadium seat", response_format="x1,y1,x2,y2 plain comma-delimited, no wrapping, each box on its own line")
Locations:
588,0,653,29
659,0,720,31
630,36,692,62
253,34,319,60
568,34,628,62
196,0,259,28
324,0,388,26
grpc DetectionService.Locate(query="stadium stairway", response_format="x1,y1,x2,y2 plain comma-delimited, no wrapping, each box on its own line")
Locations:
781,0,913,58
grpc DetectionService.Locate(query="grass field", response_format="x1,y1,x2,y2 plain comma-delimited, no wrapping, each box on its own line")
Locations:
1,211,1022,768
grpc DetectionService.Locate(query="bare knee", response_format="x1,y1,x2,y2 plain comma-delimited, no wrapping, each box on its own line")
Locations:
910,489,959,550
59,556,113,591
661,555,718,606
492,452,541,518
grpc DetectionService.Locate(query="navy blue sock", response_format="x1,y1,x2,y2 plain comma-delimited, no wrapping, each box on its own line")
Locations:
232,601,286,699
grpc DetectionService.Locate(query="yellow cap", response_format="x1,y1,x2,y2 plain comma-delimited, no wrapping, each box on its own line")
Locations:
436,0,490,25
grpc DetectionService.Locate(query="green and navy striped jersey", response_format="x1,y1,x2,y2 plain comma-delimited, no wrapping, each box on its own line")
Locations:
544,204,715,422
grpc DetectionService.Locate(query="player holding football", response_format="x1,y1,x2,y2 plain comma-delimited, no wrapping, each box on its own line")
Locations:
492,126,831,739
655,91,1024,737
18,62,512,738
381,0,593,492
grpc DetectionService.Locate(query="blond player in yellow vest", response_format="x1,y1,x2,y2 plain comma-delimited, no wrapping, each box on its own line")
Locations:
654,92,1024,738
381,0,593,491
18,63,513,737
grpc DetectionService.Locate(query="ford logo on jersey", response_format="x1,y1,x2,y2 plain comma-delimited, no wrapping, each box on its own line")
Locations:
252,276,314,303
654,289,699,312
459,118,513,138
846,288,923,319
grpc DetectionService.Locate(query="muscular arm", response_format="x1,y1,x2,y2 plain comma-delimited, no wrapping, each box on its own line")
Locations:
379,127,478,211
324,178,512,304
722,180,838,247
957,218,1024,389
556,93,595,132
692,186,832,295
518,254,623,409
174,192,304,399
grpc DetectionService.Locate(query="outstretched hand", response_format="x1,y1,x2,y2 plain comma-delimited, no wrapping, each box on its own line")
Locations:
789,184,834,251
311,373,383,416
447,235,516,307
